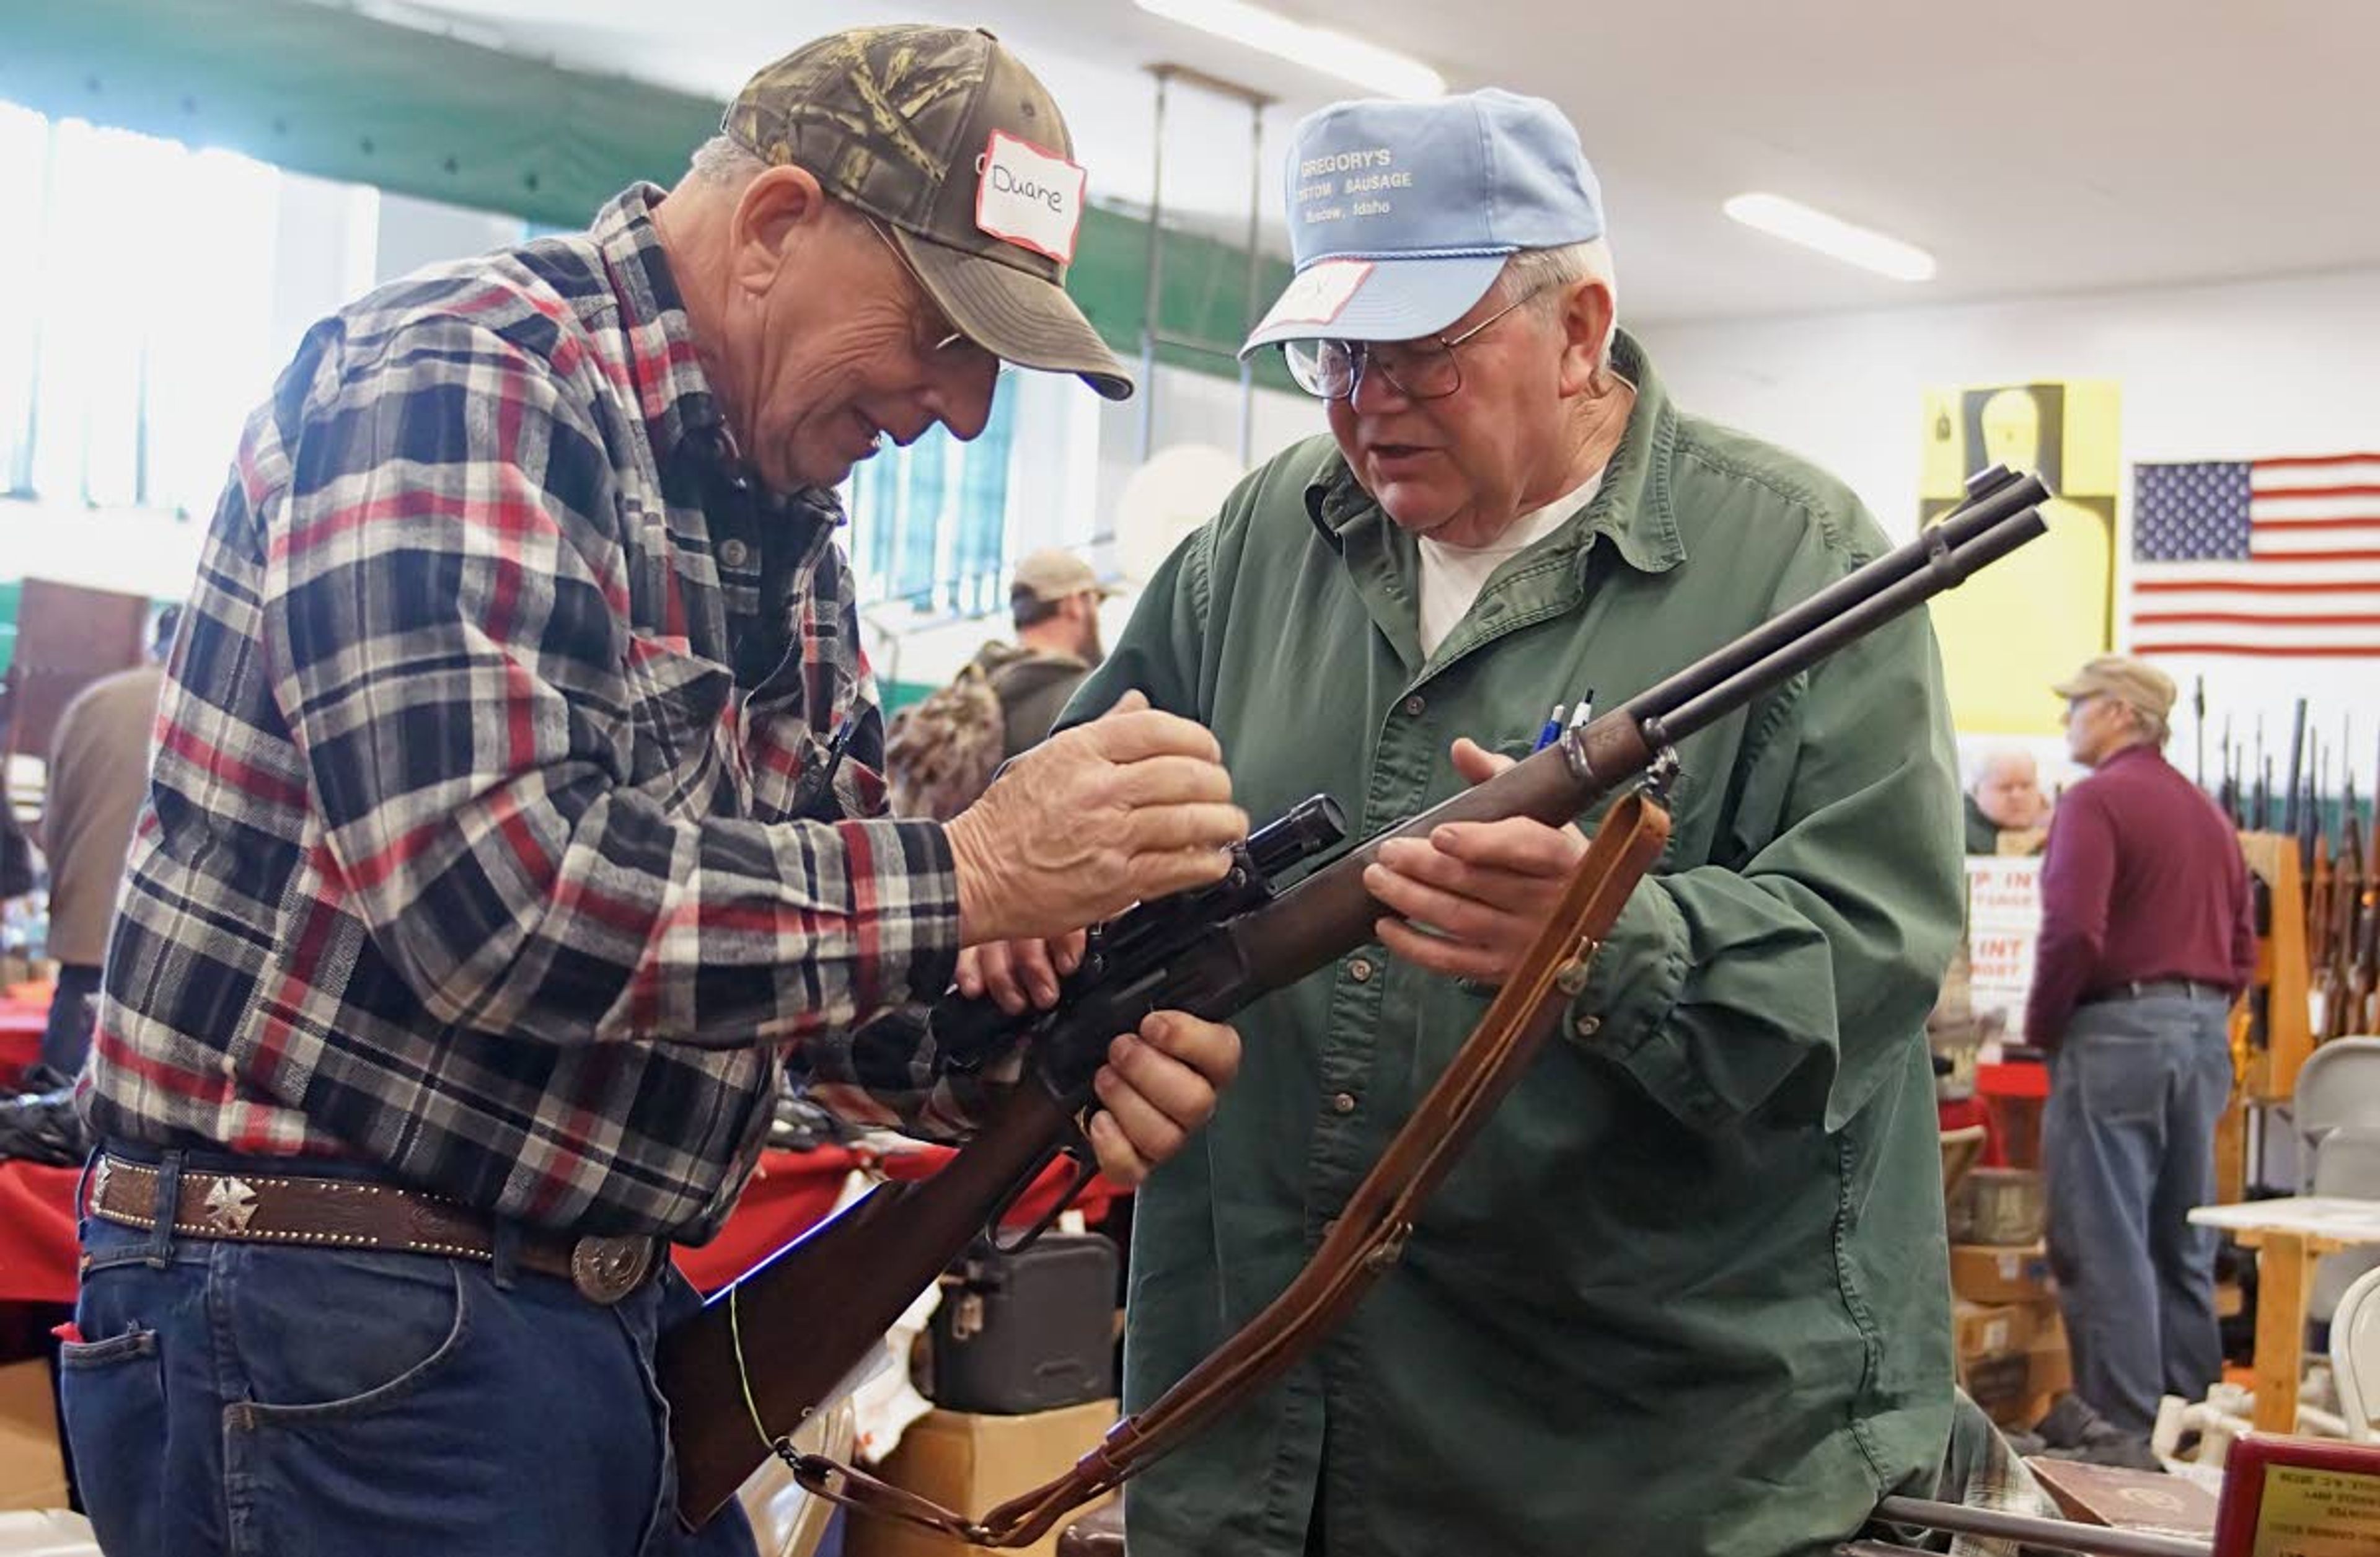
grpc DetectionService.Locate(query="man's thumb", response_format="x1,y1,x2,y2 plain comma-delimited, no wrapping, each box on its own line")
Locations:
1450,737,1515,787
1102,689,1151,717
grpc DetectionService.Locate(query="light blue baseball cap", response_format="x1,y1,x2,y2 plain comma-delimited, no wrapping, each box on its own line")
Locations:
1241,88,1605,358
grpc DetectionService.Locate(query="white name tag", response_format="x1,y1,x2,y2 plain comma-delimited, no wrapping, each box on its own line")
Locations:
974,131,1086,264
1253,258,1374,335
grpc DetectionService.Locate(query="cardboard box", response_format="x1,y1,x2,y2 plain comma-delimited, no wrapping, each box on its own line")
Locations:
1960,1351,2032,1422
0,1360,67,1512
844,1400,1117,1557
1953,1300,2036,1362
2026,1330,2073,1398
1949,1241,2056,1305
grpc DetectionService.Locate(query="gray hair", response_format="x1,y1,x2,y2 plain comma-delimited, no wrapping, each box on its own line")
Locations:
1502,238,1620,373
687,135,772,190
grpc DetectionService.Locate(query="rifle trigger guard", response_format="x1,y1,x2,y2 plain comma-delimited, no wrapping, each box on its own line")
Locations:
988,1126,1101,1256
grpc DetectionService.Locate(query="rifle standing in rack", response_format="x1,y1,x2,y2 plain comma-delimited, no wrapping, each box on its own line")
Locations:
2330,744,2365,1042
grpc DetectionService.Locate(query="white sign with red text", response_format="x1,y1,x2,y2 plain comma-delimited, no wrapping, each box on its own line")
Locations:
1967,855,2045,1039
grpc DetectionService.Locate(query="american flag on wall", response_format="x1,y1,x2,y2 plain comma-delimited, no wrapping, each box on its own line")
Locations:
2130,454,2380,657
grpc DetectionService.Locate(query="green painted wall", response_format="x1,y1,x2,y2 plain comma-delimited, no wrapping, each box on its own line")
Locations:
0,0,1291,386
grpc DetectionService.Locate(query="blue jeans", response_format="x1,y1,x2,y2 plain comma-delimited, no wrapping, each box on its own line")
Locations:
61,1148,759,1557
2042,995,2233,1435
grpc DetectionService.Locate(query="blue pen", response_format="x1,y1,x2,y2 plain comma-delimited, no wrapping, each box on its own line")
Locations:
1532,704,1567,752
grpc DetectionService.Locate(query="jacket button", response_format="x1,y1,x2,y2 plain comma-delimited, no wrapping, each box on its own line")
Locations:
1348,956,1373,983
1331,1092,1358,1116
1574,1014,1602,1038
1403,695,1426,717
718,538,750,568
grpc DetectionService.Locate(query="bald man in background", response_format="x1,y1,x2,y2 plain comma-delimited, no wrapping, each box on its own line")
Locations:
1965,748,2050,855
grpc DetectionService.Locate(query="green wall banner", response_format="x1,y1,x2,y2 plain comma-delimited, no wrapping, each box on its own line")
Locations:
0,0,1289,384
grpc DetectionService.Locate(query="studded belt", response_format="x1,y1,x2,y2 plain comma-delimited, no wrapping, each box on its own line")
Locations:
87,1154,661,1305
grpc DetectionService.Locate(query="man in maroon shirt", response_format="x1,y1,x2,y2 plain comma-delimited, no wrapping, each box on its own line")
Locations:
2029,654,2255,1451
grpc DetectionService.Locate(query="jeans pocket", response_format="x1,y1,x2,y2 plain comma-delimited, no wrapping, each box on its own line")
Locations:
61,1322,165,1556
232,1251,472,1424
2071,1038,2167,1126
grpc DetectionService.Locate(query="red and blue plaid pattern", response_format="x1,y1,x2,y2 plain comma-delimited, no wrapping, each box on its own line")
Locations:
85,186,979,1239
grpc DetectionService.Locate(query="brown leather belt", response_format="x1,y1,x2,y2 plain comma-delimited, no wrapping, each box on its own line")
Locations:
87,1155,660,1305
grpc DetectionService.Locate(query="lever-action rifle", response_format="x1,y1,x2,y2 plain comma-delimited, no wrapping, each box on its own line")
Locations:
659,465,2055,1530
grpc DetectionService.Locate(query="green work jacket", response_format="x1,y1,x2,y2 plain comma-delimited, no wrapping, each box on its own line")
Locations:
1072,333,1963,1557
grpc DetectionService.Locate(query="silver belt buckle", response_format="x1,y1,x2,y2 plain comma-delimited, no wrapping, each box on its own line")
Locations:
569,1235,657,1305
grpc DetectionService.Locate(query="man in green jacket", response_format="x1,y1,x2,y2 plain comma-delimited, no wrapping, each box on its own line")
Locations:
970,89,1963,1556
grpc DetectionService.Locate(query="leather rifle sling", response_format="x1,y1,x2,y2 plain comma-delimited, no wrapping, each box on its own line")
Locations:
785,793,1674,1548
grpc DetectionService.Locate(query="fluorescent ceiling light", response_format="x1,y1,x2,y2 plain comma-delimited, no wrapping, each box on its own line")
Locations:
1722,193,1937,282
1134,0,1446,99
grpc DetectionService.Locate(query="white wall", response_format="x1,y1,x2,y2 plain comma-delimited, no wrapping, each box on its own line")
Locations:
1091,363,1323,571
1636,265,2380,789
2,175,524,604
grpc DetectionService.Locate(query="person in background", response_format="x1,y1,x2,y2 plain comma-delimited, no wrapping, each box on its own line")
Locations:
884,549,1119,820
1965,746,2050,855
2027,653,2254,1460
981,548,1116,758
34,606,177,1075
969,86,1964,1557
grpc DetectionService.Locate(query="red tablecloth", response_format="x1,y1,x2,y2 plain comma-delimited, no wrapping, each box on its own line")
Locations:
0,1159,81,1305
0,1142,1125,1305
671,1143,1124,1294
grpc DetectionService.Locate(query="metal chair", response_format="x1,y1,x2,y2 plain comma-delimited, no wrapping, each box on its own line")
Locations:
2309,1123,2380,1323
2293,1037,2380,1152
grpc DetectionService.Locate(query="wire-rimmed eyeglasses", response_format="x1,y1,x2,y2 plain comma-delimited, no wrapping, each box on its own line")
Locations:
865,218,999,371
1280,284,1549,402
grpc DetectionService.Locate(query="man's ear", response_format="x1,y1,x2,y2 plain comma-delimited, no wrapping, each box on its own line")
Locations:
729,164,834,298
1554,278,1616,397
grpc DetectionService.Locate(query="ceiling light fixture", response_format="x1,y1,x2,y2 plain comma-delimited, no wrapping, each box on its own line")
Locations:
1133,0,1446,99
1722,193,1937,282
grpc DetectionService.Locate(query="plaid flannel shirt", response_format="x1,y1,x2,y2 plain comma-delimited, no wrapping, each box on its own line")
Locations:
86,185,987,1239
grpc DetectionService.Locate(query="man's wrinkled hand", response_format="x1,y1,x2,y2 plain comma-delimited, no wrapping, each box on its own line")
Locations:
1363,736,1586,986
1085,1011,1241,1186
946,690,1247,946
955,930,1087,1015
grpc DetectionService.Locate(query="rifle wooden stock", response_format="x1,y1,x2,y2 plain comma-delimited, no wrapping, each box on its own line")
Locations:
659,465,2054,1531
663,1077,1078,1524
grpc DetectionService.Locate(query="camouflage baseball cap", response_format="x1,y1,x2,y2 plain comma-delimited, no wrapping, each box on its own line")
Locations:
725,25,1132,400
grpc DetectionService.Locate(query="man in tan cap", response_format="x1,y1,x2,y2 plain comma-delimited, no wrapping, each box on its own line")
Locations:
884,549,1116,822
994,549,1119,751
2028,653,2254,1463
64,25,1246,1557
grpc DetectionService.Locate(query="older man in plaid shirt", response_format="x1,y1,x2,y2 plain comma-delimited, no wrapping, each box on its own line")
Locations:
62,27,1245,1557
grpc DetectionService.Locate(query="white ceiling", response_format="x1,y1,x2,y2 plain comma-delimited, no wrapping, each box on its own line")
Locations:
389,0,2380,325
